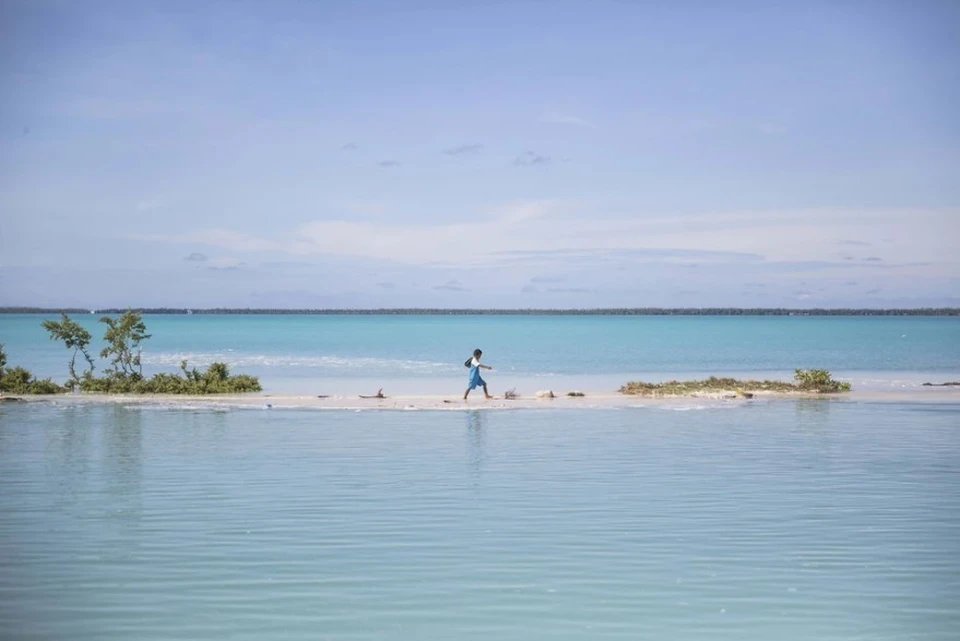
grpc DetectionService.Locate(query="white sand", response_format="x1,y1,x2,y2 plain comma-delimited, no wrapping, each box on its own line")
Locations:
6,387,958,411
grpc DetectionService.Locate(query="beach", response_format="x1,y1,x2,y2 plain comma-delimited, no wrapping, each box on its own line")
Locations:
6,385,960,411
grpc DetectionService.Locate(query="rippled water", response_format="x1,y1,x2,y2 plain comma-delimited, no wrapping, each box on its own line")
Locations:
1,401,958,639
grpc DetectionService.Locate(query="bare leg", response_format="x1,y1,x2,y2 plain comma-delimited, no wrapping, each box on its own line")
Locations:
463,388,470,400
483,384,492,399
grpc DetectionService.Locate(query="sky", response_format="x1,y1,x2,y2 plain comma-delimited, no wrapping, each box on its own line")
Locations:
1,0,958,309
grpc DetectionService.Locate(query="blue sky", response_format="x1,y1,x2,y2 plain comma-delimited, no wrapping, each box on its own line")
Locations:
1,0,958,308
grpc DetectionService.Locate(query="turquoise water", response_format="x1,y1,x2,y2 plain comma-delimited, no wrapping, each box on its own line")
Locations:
2,314,959,392
1,400,958,639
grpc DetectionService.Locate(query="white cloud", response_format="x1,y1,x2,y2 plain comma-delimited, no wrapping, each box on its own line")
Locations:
132,205,960,273
541,111,596,128
207,256,244,269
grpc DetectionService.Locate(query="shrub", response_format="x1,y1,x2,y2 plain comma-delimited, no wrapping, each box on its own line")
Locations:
620,370,851,395
0,365,63,395
794,369,850,392
36,314,261,395
76,362,261,394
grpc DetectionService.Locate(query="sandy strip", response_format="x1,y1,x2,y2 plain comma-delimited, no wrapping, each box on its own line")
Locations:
4,387,958,411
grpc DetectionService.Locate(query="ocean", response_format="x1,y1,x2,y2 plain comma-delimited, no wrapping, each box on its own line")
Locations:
1,401,958,639
1,314,959,639
2,313,959,393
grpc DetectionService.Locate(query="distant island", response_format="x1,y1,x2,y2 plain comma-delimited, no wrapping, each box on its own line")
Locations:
1,307,958,316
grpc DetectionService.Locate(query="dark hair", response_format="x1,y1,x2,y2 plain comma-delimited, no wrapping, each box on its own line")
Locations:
464,349,482,368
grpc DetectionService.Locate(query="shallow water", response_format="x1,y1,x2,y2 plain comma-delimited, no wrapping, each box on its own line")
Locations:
1,400,958,639
2,314,959,393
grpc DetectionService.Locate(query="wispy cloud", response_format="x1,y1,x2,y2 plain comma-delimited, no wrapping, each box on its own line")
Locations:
378,160,401,168
546,287,595,294
137,199,161,212
206,257,245,270
433,279,468,292
184,252,208,262
864,256,883,262
836,239,871,247
499,248,764,264
375,281,397,289
341,143,358,150
514,151,550,166
132,207,957,275
541,112,596,128
443,144,483,156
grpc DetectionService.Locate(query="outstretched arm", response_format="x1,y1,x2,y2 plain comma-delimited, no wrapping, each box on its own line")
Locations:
481,364,493,370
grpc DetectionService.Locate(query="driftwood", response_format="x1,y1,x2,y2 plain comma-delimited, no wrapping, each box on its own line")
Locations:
922,382,960,387
359,388,387,399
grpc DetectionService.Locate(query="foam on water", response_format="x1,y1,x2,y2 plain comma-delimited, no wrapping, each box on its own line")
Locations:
143,351,460,374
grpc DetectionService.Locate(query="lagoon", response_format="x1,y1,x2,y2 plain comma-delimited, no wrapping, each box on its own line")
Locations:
1,400,958,639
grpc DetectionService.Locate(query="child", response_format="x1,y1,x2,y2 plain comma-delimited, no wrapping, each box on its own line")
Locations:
463,348,493,400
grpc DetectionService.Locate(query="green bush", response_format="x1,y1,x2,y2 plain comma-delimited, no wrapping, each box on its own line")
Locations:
76,362,261,394
620,369,851,395
0,365,63,395
794,369,850,392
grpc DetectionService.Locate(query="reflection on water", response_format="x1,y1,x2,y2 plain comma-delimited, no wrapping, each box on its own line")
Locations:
795,397,833,423
466,410,485,477
0,402,958,640
104,405,143,496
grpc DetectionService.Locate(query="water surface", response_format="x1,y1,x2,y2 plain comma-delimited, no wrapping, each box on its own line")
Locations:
1,400,957,639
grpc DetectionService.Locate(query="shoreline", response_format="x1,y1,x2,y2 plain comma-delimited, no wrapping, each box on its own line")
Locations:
5,387,958,411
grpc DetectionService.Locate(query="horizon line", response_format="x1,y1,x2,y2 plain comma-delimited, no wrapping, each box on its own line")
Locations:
2,307,958,316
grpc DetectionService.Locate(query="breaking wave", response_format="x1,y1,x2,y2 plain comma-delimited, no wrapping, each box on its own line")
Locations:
141,352,460,374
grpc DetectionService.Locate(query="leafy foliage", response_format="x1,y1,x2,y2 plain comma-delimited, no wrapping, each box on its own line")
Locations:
793,368,851,392
42,313,95,382
76,361,261,394
99,310,151,377
8,314,263,396
0,345,62,394
620,371,851,396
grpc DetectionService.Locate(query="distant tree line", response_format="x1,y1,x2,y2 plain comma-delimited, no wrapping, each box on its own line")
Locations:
1,307,958,316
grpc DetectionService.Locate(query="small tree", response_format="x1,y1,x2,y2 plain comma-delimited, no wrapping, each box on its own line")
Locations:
794,368,851,393
0,343,6,387
99,310,151,378
42,313,95,383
